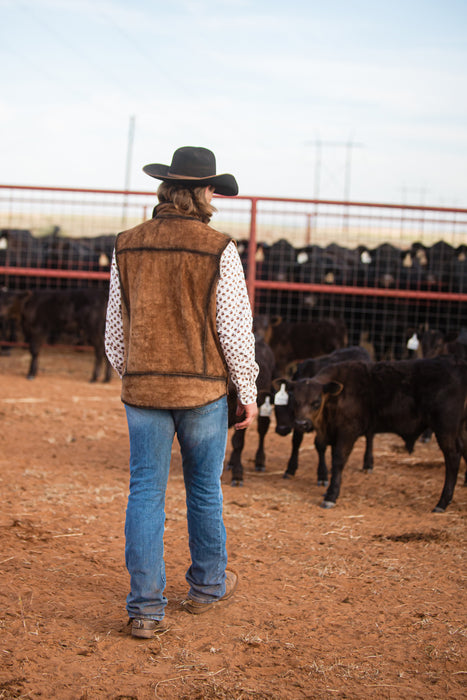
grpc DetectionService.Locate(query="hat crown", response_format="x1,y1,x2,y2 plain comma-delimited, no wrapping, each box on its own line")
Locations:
168,147,216,178
142,146,238,196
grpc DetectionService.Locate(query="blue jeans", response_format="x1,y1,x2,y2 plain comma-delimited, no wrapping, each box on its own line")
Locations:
124,396,228,620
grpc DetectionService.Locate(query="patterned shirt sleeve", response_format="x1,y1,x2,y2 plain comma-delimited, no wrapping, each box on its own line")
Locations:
104,249,125,378
216,241,259,405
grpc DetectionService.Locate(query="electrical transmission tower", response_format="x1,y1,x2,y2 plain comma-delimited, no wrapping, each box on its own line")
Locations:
305,137,364,201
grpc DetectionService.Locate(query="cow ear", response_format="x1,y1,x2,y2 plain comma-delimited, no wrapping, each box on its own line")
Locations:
322,381,343,396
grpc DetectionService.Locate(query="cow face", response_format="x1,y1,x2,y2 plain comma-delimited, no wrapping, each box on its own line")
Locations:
292,378,343,433
274,402,293,436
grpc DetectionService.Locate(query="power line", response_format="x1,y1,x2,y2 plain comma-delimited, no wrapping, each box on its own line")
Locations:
15,1,142,101
95,10,196,99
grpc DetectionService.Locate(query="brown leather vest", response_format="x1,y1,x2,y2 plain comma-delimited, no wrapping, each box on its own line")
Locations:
115,208,232,409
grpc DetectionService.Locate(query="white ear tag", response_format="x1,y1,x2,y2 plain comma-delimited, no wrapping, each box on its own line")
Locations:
259,396,273,417
406,333,419,351
274,383,289,406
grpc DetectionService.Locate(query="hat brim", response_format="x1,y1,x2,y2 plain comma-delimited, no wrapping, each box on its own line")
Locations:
143,164,238,197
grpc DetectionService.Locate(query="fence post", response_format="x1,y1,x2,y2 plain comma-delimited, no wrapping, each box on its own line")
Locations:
246,197,257,312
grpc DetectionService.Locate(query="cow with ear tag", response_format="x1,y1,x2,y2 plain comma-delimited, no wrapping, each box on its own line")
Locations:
272,346,374,486
290,357,467,512
273,379,331,487
226,330,276,486
288,366,378,508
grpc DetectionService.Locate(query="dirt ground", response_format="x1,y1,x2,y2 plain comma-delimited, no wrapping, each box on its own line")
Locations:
0,347,466,700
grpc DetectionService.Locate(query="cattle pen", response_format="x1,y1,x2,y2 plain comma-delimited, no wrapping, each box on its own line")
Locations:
1,185,467,698
1,183,466,360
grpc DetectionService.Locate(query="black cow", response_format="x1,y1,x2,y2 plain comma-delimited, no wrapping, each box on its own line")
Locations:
416,327,467,361
266,317,348,377
274,346,373,485
290,356,467,512
41,230,115,274
20,288,111,382
259,239,297,283
408,327,467,445
0,290,31,350
0,229,44,270
226,334,276,486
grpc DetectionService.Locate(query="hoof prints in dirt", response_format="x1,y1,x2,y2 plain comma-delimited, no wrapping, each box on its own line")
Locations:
0,678,27,698
373,529,448,543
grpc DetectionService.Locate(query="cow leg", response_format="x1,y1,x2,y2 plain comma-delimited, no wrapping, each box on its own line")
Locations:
321,440,355,508
26,338,40,379
432,434,461,512
90,344,106,382
103,356,112,382
460,423,467,485
90,356,100,382
227,429,245,486
459,426,467,485
314,436,329,486
254,415,270,471
283,429,304,478
362,432,374,472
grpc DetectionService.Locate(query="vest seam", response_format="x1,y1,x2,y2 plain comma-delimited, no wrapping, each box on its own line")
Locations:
117,246,220,256
122,396,226,411
152,212,201,222
211,239,231,373
123,371,226,380
203,269,220,375
115,254,130,323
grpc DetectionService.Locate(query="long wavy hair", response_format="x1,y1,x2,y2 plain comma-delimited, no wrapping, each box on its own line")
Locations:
156,182,217,223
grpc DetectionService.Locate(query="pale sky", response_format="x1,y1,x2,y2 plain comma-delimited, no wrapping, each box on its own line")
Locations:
1,0,466,206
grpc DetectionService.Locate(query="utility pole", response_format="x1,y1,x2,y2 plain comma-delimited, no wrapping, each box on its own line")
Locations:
399,185,428,206
124,115,136,192
304,136,364,202
122,115,136,228
343,137,364,202
304,136,364,238
399,185,429,239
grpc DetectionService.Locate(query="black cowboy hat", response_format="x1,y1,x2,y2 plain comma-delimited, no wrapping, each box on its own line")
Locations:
143,146,238,197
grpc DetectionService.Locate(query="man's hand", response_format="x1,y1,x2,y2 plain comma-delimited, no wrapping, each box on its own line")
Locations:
234,401,258,430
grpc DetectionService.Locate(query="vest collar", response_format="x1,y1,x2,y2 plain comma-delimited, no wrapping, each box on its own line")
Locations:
152,202,201,220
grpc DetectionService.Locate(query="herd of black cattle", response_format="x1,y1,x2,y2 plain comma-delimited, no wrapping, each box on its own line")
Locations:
245,237,467,361
1,227,467,514
0,228,115,278
5,227,465,294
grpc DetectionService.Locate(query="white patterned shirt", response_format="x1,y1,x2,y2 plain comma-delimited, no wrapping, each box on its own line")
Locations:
105,240,259,405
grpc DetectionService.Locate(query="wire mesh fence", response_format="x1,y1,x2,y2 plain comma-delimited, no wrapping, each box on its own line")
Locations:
1,184,466,359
